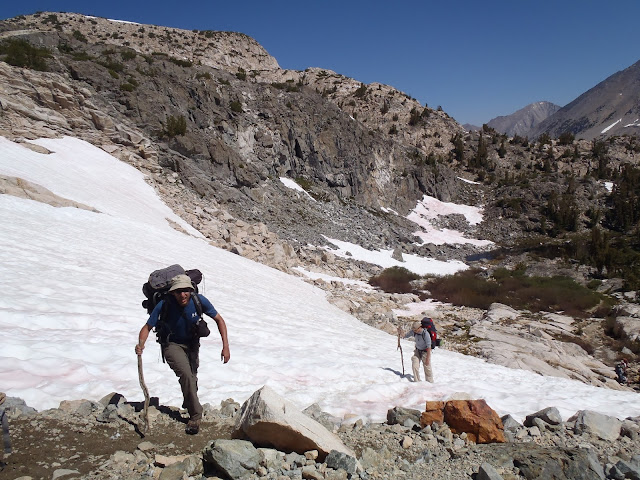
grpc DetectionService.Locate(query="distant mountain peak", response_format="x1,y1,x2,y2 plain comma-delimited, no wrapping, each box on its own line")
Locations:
486,101,560,137
530,59,640,140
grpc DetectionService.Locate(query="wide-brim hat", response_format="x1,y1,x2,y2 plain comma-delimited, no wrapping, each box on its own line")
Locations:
168,274,194,292
412,321,421,330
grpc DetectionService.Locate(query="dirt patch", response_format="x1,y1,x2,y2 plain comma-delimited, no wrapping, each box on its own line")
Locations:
0,413,234,479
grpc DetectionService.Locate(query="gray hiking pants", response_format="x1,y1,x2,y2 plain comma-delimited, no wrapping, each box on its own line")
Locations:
411,348,434,383
163,342,202,421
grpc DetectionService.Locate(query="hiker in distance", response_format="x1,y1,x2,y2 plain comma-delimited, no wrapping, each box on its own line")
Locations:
135,274,230,435
411,320,434,383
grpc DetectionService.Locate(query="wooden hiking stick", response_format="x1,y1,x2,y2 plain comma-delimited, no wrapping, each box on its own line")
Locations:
137,348,150,435
397,327,405,376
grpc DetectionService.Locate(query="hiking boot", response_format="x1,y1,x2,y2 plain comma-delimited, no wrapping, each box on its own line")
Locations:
185,418,200,435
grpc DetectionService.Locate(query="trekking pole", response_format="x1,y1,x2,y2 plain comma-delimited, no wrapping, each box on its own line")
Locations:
137,346,150,435
397,327,405,376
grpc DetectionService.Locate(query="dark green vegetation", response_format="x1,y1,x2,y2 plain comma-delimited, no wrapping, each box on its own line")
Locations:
369,266,420,294
423,267,608,318
0,38,51,71
370,264,610,318
164,115,187,137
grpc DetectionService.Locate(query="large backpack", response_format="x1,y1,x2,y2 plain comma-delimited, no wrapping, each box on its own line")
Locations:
142,264,202,314
421,317,440,348
142,264,204,347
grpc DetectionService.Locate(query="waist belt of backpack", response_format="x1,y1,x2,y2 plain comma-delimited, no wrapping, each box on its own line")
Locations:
1,409,11,454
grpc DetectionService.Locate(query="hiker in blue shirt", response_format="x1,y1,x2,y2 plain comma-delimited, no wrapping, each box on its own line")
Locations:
411,321,434,383
135,274,230,435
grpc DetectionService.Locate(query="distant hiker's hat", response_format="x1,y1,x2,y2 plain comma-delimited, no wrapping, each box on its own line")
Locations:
412,321,421,330
169,274,194,292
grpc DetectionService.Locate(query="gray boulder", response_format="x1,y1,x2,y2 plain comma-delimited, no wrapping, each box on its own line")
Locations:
326,449,358,475
387,406,421,426
570,410,622,441
509,444,605,480
234,385,353,461
477,462,504,480
202,439,261,480
615,459,640,480
524,407,563,426
500,414,522,431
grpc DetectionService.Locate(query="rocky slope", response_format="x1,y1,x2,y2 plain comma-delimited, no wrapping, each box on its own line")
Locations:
2,391,640,480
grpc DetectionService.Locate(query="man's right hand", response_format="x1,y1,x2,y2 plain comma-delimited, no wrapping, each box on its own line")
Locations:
135,344,144,355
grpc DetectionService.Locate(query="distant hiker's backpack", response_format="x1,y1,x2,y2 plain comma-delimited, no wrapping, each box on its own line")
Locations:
421,317,441,348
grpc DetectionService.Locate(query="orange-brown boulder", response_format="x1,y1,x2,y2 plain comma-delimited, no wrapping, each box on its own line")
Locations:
443,399,505,443
420,400,445,428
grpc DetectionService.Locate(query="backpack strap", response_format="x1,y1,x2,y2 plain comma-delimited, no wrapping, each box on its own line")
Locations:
191,293,203,319
155,297,171,363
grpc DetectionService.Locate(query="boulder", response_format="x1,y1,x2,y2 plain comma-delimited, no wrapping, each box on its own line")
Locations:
500,414,522,431
387,406,421,426
524,407,563,427
202,439,260,480
420,401,445,427
485,303,520,322
325,450,358,475
570,410,622,441
506,444,606,480
443,400,506,444
612,316,640,342
477,462,504,480
233,386,353,461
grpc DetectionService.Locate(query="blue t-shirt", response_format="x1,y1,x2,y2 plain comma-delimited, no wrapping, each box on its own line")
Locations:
147,293,218,344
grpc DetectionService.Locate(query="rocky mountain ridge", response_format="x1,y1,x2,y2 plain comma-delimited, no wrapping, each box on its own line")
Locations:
530,60,640,141
486,101,560,138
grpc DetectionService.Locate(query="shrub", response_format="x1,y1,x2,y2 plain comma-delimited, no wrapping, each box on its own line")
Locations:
72,30,87,43
98,59,124,72
165,115,187,137
354,83,367,98
0,39,51,71
236,67,246,80
558,131,575,145
369,266,420,294
121,50,136,61
71,50,92,61
230,100,243,113
42,14,60,25
294,177,312,191
408,107,421,126
169,57,192,67
58,42,73,53
424,268,605,317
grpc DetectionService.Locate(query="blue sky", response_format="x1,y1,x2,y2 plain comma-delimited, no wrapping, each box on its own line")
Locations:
1,1,639,126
